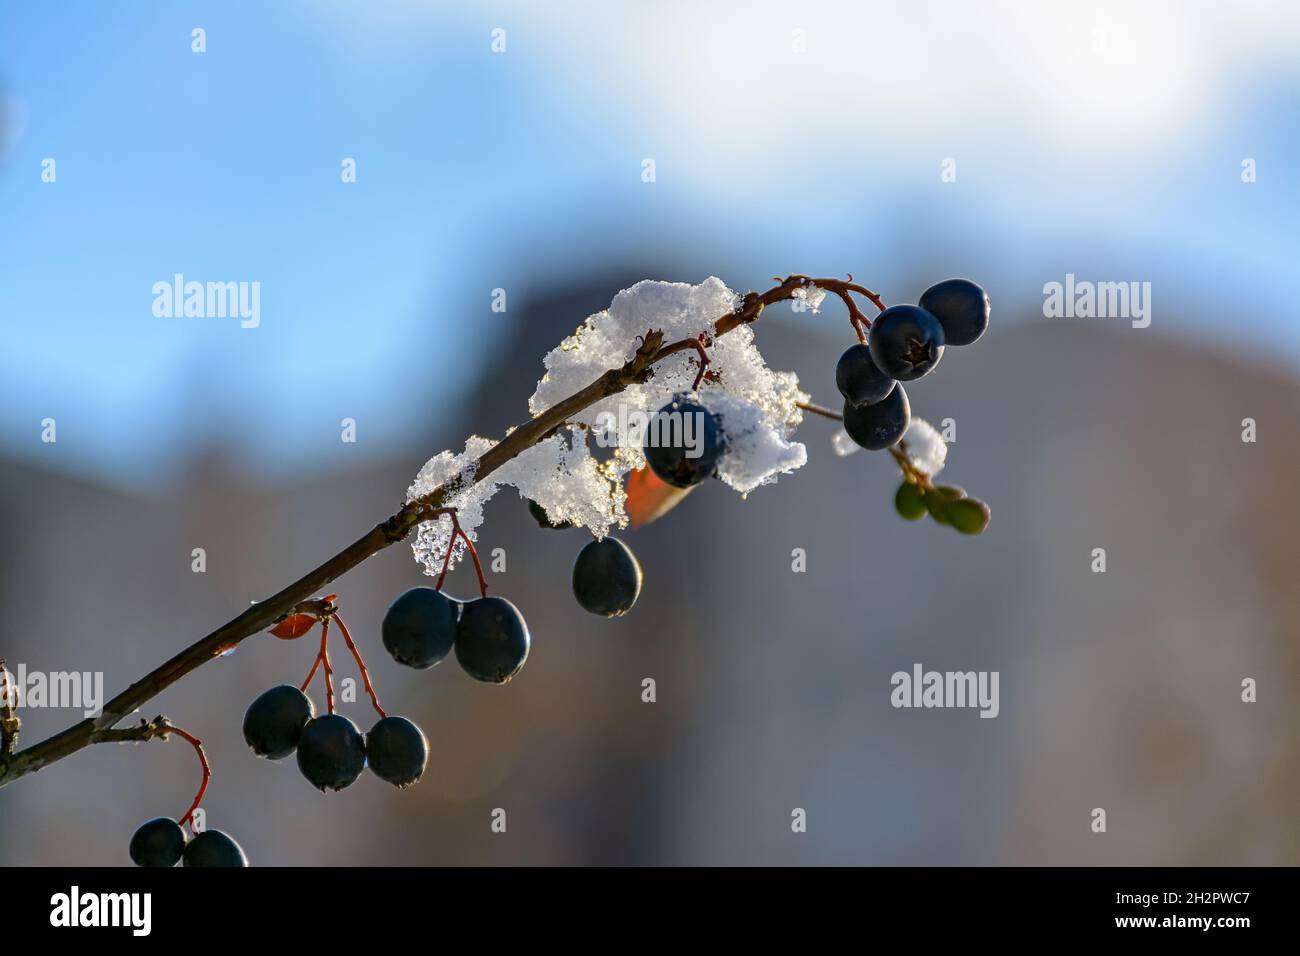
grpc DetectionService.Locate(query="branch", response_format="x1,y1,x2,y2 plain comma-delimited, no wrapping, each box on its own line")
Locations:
0,275,874,790
0,660,20,757
795,399,928,486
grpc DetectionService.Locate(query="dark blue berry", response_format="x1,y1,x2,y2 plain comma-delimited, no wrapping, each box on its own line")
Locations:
842,383,910,451
527,498,574,530
918,278,989,347
296,714,367,792
867,305,945,381
455,596,530,684
243,684,315,760
572,537,642,617
182,829,248,867
643,397,724,488
129,817,186,867
835,344,896,406
382,587,460,669
366,715,428,789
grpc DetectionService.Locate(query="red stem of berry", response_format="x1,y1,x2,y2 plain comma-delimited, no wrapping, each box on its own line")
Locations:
168,726,210,830
300,619,336,714
332,613,386,719
426,507,489,598
656,333,713,390
457,527,490,598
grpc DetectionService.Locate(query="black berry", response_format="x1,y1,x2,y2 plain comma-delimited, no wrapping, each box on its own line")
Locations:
643,397,724,488
296,713,367,792
182,829,248,867
868,305,944,381
382,587,460,669
455,596,530,684
842,383,910,451
129,817,186,867
835,344,895,406
527,498,574,530
366,715,428,788
918,278,989,347
242,684,315,760
572,537,643,617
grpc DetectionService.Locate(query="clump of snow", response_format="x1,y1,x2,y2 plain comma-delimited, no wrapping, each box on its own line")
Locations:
697,390,807,495
406,428,623,577
901,417,947,476
791,284,827,313
406,436,495,576
830,428,860,457
529,278,808,493
409,278,812,575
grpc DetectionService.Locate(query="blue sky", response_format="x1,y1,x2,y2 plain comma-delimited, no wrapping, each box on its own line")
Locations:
2,1,1298,488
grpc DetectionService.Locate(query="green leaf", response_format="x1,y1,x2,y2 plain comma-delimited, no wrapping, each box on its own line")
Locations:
946,498,991,535
894,482,926,521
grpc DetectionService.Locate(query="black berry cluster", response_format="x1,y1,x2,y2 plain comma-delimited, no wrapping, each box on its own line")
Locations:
243,603,430,795
383,587,531,683
129,818,248,868
837,278,990,452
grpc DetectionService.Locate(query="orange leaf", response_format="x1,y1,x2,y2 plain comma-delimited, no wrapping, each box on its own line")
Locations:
270,614,316,640
626,464,695,528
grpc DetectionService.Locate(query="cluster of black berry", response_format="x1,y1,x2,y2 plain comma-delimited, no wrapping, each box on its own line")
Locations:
836,278,989,450
835,278,992,534
243,683,428,791
129,817,247,868
383,587,531,682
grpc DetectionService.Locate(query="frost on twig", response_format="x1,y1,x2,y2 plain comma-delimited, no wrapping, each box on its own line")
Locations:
407,278,811,575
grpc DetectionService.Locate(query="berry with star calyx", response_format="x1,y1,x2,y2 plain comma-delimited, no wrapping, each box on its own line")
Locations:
868,305,945,381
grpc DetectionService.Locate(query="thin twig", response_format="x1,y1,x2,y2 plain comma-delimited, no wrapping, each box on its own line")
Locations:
0,274,866,790
796,400,929,486
796,400,843,421
168,725,210,830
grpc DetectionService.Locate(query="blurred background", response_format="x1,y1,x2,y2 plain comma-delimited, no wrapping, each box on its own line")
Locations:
1,0,1298,865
